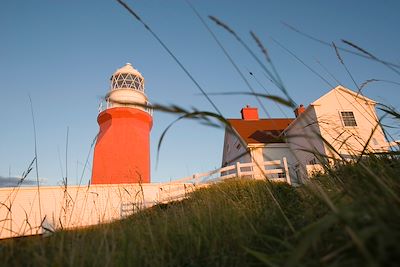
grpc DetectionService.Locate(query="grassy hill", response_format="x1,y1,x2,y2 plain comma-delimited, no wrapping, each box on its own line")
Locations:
0,155,399,267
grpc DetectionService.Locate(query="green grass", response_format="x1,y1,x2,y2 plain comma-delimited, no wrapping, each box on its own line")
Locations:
0,155,399,267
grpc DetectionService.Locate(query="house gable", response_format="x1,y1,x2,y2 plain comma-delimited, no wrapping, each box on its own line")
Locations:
312,85,376,106
307,86,387,158
284,86,388,180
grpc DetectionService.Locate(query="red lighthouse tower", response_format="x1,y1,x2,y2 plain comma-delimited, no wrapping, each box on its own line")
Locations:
91,63,153,184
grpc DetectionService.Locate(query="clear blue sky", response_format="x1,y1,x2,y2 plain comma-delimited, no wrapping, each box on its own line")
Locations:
1,0,399,186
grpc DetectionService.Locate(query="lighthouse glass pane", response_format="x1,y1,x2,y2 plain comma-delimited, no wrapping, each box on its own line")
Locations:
111,73,144,91
134,80,141,90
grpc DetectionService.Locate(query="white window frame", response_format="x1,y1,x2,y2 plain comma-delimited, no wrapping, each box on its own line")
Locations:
340,111,358,127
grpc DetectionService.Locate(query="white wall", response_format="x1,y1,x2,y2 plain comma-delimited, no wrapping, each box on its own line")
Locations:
0,183,194,239
285,87,389,181
313,88,388,157
285,106,327,181
221,129,251,167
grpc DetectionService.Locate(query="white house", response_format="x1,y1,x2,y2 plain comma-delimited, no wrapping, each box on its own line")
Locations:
285,85,389,181
221,105,298,183
221,86,389,183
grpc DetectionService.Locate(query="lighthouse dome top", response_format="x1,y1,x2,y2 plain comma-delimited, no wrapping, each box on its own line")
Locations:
113,63,143,77
110,63,145,92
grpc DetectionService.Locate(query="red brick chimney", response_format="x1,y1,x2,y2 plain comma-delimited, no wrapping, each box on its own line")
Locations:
241,105,259,120
294,104,306,117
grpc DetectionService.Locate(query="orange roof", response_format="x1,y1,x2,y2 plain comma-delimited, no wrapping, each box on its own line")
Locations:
228,118,294,144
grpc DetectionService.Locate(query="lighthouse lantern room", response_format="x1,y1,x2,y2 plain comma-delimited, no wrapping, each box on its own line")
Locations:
91,63,153,184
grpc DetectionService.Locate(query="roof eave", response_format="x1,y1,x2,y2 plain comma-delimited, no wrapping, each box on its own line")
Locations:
284,104,313,132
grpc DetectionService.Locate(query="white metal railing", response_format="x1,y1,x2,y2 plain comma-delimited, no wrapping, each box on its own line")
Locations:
157,157,291,203
144,101,153,116
98,99,153,116
164,157,291,186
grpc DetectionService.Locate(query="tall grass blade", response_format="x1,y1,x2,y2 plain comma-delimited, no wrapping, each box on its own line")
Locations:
244,247,279,267
272,38,333,88
332,42,361,94
186,4,272,118
378,104,400,120
28,94,42,226
248,71,289,117
249,31,285,88
282,22,400,69
359,79,400,91
207,92,293,107
315,59,342,85
157,110,230,165
115,0,222,115
209,15,294,105
342,39,400,76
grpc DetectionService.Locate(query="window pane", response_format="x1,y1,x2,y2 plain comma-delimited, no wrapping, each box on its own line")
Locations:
341,111,357,126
